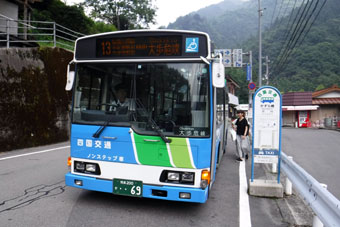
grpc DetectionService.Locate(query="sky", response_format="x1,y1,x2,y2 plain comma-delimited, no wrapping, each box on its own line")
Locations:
65,0,228,28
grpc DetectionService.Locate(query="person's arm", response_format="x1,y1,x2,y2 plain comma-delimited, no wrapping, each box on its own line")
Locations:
242,125,248,139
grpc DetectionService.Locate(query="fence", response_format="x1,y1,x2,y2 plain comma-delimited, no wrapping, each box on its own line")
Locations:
281,152,340,227
0,14,85,50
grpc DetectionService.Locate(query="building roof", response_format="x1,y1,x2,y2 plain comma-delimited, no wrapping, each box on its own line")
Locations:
226,74,240,88
313,84,340,98
312,98,340,105
282,92,313,106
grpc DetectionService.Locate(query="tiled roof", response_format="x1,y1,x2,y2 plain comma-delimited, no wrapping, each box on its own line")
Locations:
282,92,313,106
312,98,340,105
313,84,340,98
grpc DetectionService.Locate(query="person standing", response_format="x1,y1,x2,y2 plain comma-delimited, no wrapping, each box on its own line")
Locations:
234,110,249,161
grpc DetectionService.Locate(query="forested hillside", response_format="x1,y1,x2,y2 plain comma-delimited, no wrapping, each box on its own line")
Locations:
168,0,300,48
244,0,340,93
169,0,340,102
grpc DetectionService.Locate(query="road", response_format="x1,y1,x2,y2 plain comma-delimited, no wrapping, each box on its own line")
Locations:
0,133,314,227
282,128,340,200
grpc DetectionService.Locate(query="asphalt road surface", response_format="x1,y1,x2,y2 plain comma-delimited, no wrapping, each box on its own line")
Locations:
282,127,340,200
0,131,320,227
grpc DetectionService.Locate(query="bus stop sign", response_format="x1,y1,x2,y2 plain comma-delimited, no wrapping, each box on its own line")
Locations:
251,86,282,183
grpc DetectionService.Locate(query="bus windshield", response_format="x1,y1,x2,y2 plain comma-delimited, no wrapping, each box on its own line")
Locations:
72,62,210,137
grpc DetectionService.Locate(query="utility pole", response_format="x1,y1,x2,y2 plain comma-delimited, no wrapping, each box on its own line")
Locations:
248,51,253,108
264,56,269,85
258,0,263,88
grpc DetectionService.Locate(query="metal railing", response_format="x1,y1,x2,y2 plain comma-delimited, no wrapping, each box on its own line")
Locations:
0,14,85,50
281,152,340,227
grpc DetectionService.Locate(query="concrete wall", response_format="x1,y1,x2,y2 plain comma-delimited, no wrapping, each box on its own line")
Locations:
0,47,73,151
311,105,340,127
283,111,296,127
0,0,18,36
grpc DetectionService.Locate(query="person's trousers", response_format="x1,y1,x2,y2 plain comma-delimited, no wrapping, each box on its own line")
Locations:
235,135,248,158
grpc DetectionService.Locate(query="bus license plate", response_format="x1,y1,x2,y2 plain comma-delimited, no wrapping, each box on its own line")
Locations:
113,179,143,197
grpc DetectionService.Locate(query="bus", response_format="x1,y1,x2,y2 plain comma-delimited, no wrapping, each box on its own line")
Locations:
65,30,229,203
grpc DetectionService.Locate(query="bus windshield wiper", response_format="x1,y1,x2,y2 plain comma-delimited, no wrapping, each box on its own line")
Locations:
92,115,115,138
135,99,171,144
147,118,171,144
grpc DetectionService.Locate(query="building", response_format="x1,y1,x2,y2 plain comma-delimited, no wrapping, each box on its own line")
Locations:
0,0,19,36
226,74,240,118
311,85,340,128
282,92,319,127
282,85,340,128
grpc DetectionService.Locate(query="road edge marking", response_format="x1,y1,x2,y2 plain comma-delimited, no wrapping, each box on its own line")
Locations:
0,146,70,161
240,160,252,227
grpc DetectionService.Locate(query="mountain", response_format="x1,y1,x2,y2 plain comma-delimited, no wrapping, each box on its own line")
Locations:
243,0,340,94
168,0,300,48
168,0,340,102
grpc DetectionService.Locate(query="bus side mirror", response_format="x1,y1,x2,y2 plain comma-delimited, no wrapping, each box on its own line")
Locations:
212,54,225,88
65,63,75,91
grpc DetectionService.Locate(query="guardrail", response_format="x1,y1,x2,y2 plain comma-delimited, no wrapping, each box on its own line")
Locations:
0,14,85,50
281,152,340,227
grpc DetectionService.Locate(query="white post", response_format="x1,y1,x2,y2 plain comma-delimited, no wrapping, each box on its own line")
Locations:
285,156,293,195
271,163,277,173
53,22,56,48
6,19,10,48
312,183,327,227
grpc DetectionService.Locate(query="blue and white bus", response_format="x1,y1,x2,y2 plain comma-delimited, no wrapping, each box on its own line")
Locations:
65,30,229,203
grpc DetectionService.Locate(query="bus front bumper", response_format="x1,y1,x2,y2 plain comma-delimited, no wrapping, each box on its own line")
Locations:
65,172,209,203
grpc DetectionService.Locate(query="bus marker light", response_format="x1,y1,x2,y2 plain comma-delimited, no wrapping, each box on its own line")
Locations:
201,170,210,188
67,157,72,166
179,192,191,199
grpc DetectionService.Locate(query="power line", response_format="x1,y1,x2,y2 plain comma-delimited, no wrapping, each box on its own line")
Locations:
270,0,279,26
272,0,314,73
276,0,327,72
271,0,307,71
274,0,323,74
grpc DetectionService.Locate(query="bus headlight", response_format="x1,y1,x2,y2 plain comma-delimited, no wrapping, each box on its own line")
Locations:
168,172,180,181
160,171,195,185
181,173,194,183
75,162,85,171
86,163,97,173
74,161,101,175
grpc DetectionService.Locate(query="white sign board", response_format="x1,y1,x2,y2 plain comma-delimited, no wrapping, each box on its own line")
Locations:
214,49,232,67
252,86,282,164
233,49,242,67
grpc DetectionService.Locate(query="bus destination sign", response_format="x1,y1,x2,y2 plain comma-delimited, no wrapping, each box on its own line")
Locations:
97,36,182,58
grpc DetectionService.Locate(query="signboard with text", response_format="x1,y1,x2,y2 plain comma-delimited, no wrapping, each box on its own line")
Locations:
233,49,242,67
251,86,282,182
214,49,232,67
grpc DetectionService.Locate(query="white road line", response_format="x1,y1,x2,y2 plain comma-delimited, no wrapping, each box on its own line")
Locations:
239,160,252,227
0,146,70,161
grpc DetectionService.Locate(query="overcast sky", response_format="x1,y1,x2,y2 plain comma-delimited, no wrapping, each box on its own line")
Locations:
65,0,235,28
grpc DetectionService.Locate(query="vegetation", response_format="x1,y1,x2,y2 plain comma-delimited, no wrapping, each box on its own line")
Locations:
169,0,340,102
81,0,157,30
244,0,340,94
31,0,117,34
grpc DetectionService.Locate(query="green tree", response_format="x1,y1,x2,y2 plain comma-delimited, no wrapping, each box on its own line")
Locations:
82,0,157,30
315,84,325,91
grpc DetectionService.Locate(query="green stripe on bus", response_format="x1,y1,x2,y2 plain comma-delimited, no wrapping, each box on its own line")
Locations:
133,133,172,167
168,137,194,169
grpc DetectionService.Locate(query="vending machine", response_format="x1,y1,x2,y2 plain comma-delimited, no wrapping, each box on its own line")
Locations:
298,111,310,128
